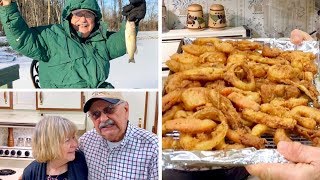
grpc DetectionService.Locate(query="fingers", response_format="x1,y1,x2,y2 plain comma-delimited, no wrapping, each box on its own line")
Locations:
246,163,291,180
290,29,314,45
129,0,146,5
123,2,146,23
122,4,135,14
245,163,312,180
277,141,320,163
290,29,304,45
127,11,139,21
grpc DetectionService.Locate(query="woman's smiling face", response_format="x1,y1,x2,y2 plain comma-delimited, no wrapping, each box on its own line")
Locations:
70,10,95,38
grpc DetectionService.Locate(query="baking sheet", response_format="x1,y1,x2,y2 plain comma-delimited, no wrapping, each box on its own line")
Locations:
162,38,320,170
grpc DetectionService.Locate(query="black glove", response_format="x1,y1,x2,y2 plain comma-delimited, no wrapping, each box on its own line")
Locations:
129,0,145,5
122,0,146,25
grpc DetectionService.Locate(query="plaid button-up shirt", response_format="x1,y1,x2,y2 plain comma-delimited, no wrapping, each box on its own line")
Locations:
79,122,159,180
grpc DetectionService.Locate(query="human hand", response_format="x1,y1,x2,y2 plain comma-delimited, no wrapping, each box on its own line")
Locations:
290,29,314,45
245,141,320,180
122,0,146,25
0,0,12,6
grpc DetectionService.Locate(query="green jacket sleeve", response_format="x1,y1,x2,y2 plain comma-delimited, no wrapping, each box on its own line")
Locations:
106,21,127,60
0,2,49,61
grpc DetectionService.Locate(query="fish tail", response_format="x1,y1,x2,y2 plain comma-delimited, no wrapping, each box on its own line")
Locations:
129,58,135,63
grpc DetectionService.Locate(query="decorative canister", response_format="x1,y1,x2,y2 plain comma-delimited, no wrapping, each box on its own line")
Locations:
186,4,205,30
209,4,227,29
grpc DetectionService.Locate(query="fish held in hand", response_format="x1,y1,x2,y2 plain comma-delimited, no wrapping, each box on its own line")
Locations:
125,21,137,63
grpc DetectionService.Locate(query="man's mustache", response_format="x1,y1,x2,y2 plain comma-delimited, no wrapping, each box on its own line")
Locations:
99,119,115,129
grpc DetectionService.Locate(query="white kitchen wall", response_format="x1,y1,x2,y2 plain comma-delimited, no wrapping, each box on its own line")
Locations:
84,91,158,134
163,0,318,38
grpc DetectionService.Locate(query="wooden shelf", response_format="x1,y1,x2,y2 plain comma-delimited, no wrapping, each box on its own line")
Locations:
162,26,249,40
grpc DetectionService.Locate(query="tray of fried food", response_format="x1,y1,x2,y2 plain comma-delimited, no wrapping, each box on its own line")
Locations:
162,37,320,152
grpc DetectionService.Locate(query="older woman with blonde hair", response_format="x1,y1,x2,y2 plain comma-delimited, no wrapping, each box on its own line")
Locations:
22,116,88,180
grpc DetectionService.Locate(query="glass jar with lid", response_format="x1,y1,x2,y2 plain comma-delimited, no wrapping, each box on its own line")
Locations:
25,137,32,147
16,137,25,147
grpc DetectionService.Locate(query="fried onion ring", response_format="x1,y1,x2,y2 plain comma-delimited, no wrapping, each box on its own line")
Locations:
224,63,255,91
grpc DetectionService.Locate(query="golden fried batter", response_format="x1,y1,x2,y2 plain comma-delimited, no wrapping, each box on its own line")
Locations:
213,40,235,54
233,40,263,51
181,87,209,110
260,84,301,103
204,80,226,92
200,52,227,67
163,118,217,134
162,38,319,151
162,89,183,112
242,109,297,129
267,64,299,82
215,139,245,150
220,87,261,103
166,53,202,72
193,37,220,45
163,105,184,123
182,44,216,56
162,137,181,149
251,124,271,137
262,45,282,58
290,106,320,124
179,119,228,150
226,129,266,149
274,129,292,145
270,97,308,109
260,103,290,117
224,63,255,91
226,92,260,111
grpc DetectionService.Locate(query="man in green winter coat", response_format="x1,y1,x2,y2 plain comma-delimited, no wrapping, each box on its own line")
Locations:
0,0,146,88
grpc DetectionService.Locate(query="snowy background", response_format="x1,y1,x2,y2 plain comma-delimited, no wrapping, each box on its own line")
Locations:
0,32,158,89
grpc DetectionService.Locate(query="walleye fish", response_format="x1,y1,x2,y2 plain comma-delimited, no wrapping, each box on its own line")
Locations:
125,21,137,63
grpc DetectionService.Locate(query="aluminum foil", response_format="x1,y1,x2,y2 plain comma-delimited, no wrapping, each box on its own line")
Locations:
163,38,319,171
162,148,288,171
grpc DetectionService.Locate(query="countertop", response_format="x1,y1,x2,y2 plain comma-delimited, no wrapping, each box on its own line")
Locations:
162,26,249,40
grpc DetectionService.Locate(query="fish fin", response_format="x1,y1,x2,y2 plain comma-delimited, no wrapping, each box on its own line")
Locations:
135,47,138,54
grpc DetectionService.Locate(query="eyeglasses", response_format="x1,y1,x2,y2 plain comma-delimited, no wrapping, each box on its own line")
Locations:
72,11,95,20
89,101,124,120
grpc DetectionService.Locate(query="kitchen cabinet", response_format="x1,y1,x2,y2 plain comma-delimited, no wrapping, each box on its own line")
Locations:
0,92,36,110
36,92,84,111
13,92,36,110
0,92,13,109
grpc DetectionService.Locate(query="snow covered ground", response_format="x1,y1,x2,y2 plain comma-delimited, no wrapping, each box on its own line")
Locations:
0,31,158,89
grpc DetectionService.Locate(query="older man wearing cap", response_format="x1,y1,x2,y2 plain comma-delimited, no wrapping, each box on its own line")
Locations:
0,0,146,88
79,92,158,179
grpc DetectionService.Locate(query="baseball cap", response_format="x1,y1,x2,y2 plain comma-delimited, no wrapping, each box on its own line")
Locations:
72,9,96,17
84,92,124,113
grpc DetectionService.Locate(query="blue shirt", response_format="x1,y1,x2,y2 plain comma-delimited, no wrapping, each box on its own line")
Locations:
22,151,88,180
79,122,159,179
